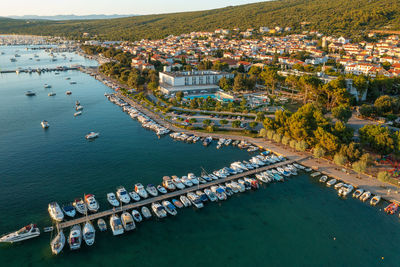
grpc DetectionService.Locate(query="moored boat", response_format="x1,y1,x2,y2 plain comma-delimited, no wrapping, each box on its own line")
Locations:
82,221,95,246
97,219,107,231
68,225,81,250
384,203,398,215
370,195,381,206
0,224,40,243
121,212,136,231
48,202,64,222
73,198,87,215
141,206,152,219
50,230,65,255
84,194,99,213
132,209,143,222
110,214,124,236
62,204,76,218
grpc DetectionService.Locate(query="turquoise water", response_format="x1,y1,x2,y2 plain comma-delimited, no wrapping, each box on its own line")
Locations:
184,93,233,102
1,46,400,266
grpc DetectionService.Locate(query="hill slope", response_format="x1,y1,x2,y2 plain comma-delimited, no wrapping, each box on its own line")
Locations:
0,0,399,40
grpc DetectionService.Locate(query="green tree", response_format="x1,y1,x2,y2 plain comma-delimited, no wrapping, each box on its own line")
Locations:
232,120,241,128
377,171,392,183
334,153,347,166
220,119,228,126
353,75,368,101
260,67,280,94
358,104,375,118
332,105,352,123
249,121,258,129
352,160,367,174
203,119,212,126
313,146,326,158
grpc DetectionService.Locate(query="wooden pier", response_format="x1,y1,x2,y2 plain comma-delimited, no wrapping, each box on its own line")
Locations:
58,158,303,229
0,67,79,74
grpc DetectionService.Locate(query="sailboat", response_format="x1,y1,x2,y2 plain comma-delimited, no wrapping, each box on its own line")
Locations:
50,227,65,255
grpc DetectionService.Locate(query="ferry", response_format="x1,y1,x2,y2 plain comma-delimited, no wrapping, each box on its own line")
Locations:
41,120,50,129
0,224,40,243
85,132,100,140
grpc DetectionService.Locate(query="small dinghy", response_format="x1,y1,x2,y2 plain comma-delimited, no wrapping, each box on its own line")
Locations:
319,176,328,183
326,179,337,187
353,188,364,199
370,195,381,206
97,219,107,231
141,206,152,219
132,209,143,223
172,199,184,208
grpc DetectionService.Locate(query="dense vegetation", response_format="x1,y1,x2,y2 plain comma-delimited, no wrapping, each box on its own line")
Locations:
1,0,400,40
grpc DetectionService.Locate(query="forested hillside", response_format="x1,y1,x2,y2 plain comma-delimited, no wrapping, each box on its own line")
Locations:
0,0,399,40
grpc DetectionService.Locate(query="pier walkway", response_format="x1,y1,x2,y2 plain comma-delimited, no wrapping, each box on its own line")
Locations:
58,158,303,229
0,67,79,74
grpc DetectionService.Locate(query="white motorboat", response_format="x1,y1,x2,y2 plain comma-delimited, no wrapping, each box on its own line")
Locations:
0,224,40,243
204,189,218,202
326,179,337,187
131,209,143,222
135,183,148,198
353,189,364,199
188,173,199,185
171,175,185,189
41,120,49,129
151,202,167,218
48,202,64,222
334,182,344,190
162,176,176,191
370,195,381,206
211,186,227,201
157,185,168,194
121,212,136,231
97,219,107,231
84,194,99,212
48,92,56,96
319,175,328,183
68,225,81,250
110,214,124,236
85,132,99,140
181,176,193,187
82,222,95,246
141,206,152,219
50,230,65,255
107,193,120,207
180,195,191,207
74,111,82,117
162,200,178,216
75,105,84,111
62,204,76,218
129,191,141,201
187,192,204,208
116,186,131,204
73,198,87,215
146,184,158,197
360,191,371,202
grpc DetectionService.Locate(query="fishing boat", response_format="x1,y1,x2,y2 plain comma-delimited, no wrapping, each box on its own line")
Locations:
48,202,64,222
319,175,328,183
50,230,65,255
353,189,364,199
141,206,152,219
85,132,100,140
121,212,136,231
62,204,76,218
116,186,131,204
326,179,337,187
97,219,107,231
151,202,167,218
84,194,99,212
180,195,191,207
162,176,176,191
73,198,87,215
107,193,120,207
384,203,398,215
370,195,381,206
131,210,143,222
0,224,40,243
162,200,178,216
82,222,95,246
135,183,148,198
172,199,184,208
109,214,124,236
128,191,141,201
41,120,50,129
146,184,158,197
360,191,371,202
68,225,81,250
157,185,168,194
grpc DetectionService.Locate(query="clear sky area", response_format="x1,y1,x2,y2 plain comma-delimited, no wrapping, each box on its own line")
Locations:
1,0,266,16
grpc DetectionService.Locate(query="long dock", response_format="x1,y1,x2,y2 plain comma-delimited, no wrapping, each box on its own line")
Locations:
0,67,79,74
58,158,303,229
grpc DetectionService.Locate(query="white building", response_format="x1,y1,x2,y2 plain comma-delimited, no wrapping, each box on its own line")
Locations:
159,70,234,95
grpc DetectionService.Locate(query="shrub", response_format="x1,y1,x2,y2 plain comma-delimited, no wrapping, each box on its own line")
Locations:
333,153,347,166
289,139,297,149
377,171,392,183
273,133,282,143
259,128,267,138
266,130,275,140
313,146,326,158
352,160,367,174
297,140,308,152
282,136,290,145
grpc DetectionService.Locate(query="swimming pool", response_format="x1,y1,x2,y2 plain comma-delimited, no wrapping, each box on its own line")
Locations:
184,94,233,102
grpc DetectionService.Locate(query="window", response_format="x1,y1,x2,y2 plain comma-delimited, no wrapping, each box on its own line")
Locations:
206,76,210,84
213,75,217,84
192,77,197,85
185,77,189,85
199,76,204,84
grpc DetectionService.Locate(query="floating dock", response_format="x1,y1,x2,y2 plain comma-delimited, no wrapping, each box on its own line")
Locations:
58,158,303,229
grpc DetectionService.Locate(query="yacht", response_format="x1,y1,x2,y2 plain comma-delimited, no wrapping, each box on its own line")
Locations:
62,204,76,218
370,195,381,206
146,184,158,197
41,120,50,129
0,224,40,243
73,198,87,215
326,179,337,187
180,195,191,207
107,193,120,207
131,209,143,223
82,222,95,246
188,173,199,185
128,191,141,201
141,206,152,219
110,214,124,236
85,132,100,140
84,194,99,212
151,202,167,218
68,225,82,250
48,202,64,222
135,183,148,198
162,176,176,191
187,192,204,208
121,212,136,231
97,219,107,231
157,185,168,194
162,200,178,216
50,230,65,255
171,175,185,189
116,186,131,204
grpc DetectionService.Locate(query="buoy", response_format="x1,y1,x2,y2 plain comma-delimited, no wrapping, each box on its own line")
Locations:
333,237,336,240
